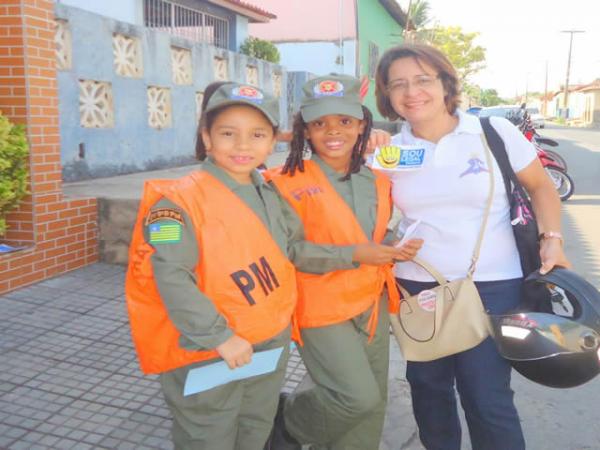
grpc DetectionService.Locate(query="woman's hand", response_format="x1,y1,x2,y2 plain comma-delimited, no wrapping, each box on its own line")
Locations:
353,239,423,265
393,238,424,261
216,334,253,369
366,128,392,154
539,238,571,274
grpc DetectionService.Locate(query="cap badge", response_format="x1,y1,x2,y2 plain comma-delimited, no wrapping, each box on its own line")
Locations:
231,85,264,104
314,80,344,97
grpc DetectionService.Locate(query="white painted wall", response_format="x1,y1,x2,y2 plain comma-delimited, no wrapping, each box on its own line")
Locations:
276,40,357,77
235,15,249,51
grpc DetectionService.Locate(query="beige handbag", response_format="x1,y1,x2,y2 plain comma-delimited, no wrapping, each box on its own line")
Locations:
390,136,495,362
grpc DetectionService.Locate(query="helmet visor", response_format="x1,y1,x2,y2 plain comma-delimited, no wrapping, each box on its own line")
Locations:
490,312,600,361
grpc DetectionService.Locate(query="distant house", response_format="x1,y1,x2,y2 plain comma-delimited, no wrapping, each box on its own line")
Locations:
56,0,275,51
576,80,600,127
550,80,600,127
248,0,407,119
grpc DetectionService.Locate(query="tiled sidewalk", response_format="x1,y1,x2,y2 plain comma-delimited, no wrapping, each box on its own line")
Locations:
0,263,307,449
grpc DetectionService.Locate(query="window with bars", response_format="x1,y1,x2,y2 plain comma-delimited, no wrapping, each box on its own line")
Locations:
144,0,229,49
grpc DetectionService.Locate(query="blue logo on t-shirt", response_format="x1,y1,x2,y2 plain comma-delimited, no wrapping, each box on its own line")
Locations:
399,148,425,167
459,158,488,177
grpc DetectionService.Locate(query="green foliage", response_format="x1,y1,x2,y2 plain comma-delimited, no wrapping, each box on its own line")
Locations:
428,26,486,83
408,0,432,29
463,83,506,107
462,82,481,101
479,88,504,106
0,113,29,236
239,37,280,64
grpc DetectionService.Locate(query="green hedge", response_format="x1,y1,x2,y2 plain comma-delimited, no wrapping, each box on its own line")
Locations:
0,113,29,236
239,37,280,64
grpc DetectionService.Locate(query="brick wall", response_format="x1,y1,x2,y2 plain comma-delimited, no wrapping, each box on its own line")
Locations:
0,0,98,294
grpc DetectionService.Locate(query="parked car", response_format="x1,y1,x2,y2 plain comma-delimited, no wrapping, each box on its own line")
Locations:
526,107,545,128
466,106,482,116
479,105,546,128
478,105,524,123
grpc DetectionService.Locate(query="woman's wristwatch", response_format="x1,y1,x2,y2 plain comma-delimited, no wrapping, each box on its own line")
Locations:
538,231,564,245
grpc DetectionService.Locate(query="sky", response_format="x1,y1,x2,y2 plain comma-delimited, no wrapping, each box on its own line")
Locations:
401,0,600,99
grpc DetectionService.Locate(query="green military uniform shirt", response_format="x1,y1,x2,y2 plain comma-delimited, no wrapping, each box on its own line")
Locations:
311,154,395,243
144,158,357,352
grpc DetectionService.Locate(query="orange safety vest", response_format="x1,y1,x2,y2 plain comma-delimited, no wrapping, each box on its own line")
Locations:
125,171,297,374
268,161,399,337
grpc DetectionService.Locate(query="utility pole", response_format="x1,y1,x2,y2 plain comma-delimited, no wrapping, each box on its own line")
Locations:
561,30,584,118
543,60,548,116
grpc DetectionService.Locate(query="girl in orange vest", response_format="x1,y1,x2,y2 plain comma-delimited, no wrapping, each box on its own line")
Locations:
266,74,423,450
126,82,356,450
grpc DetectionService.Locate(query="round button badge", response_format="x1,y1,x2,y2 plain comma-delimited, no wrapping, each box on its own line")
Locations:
417,290,437,312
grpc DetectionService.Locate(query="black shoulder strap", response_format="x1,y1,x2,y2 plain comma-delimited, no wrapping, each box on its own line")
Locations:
480,117,513,199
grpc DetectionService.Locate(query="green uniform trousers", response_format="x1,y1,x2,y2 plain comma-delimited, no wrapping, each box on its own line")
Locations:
160,328,291,450
284,300,390,450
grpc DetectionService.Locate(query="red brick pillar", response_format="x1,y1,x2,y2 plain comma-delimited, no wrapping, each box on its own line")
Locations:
0,0,98,293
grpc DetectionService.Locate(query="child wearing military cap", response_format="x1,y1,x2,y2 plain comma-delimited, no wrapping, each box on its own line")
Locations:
126,82,363,450
265,74,423,449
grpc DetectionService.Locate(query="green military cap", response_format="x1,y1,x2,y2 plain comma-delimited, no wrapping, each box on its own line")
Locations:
300,74,364,122
204,82,279,127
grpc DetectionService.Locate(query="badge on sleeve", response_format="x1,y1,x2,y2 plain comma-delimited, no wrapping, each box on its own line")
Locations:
148,221,182,244
145,208,184,225
145,207,184,244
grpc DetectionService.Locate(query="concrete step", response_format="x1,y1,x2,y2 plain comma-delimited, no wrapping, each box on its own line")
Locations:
98,197,139,265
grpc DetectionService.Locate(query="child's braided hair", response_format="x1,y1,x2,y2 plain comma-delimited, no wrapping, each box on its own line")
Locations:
282,106,373,181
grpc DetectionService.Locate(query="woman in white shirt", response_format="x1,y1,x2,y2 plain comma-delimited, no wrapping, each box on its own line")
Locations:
373,43,570,450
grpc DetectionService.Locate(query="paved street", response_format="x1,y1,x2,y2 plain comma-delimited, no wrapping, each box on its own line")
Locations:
0,263,307,449
511,124,600,449
541,124,600,288
0,124,599,449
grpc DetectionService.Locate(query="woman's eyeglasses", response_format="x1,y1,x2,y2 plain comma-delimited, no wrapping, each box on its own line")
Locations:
386,75,440,94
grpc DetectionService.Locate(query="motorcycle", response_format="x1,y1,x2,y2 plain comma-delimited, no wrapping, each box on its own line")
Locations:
536,146,575,201
520,119,568,171
509,107,574,201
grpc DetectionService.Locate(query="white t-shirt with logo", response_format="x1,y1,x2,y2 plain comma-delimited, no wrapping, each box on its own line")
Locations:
390,110,537,282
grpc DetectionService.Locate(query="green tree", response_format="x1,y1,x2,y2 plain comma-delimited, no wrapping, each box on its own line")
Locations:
461,83,507,107
239,37,280,64
408,0,431,29
0,113,29,236
462,82,481,105
428,26,486,83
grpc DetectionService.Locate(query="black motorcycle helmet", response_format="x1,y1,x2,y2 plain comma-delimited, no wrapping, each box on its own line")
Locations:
490,268,600,388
